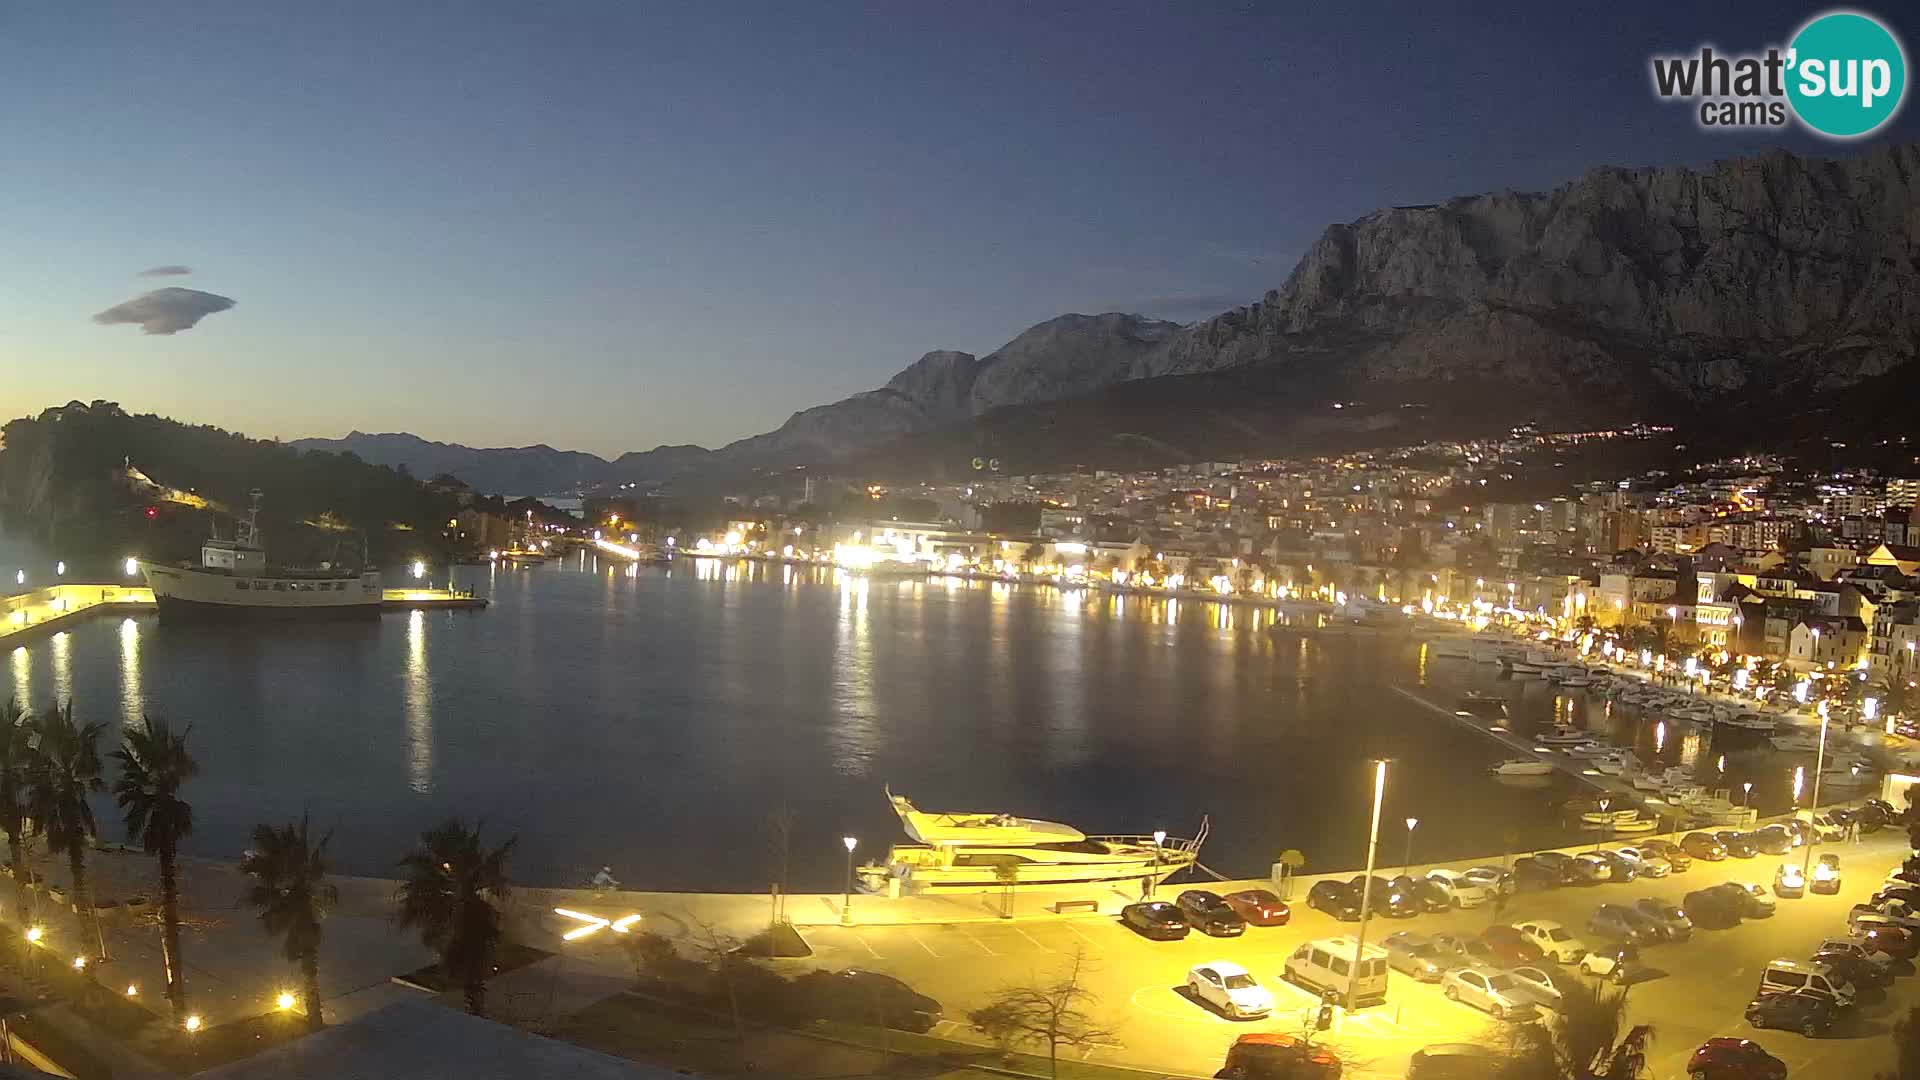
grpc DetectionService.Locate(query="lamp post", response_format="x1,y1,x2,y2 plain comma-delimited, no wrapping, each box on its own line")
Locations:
1402,818,1419,875
841,836,858,927
1348,759,1389,1012
1800,707,1832,884
1742,782,1753,808
1594,797,1611,853
1148,829,1167,899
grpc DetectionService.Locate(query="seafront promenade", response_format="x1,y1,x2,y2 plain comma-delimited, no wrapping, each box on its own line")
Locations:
0,581,486,648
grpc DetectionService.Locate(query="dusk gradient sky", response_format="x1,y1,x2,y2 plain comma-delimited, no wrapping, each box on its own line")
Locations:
5,2,1916,456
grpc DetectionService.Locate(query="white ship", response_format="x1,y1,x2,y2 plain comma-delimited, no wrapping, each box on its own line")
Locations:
857,788,1206,893
141,492,383,621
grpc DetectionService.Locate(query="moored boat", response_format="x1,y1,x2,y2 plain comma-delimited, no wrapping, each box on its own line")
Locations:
1490,758,1555,777
141,491,382,621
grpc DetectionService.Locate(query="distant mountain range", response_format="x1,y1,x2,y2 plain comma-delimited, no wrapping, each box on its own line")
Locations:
296,142,1920,494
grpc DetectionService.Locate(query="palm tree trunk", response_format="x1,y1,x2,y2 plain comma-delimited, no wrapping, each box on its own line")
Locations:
158,847,186,1020
464,972,486,1017
301,948,324,1032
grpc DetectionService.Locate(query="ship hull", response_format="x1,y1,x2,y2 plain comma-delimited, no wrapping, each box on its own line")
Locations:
142,564,383,622
152,594,381,621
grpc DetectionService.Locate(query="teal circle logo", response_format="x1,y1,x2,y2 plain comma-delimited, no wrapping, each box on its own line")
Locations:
1787,11,1907,138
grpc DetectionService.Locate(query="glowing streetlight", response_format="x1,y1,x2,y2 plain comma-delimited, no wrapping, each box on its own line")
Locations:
125,984,138,997
55,561,65,577
1742,781,1753,807
1349,758,1390,1011
72,956,86,971
277,991,297,1011
841,836,859,926
184,1015,202,1033
124,557,139,577
24,927,42,944
410,560,426,580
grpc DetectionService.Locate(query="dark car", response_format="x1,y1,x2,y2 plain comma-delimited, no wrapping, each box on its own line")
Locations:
1687,1037,1786,1080
1216,1033,1341,1080
1811,950,1891,991
1347,875,1418,918
1306,880,1361,921
1641,838,1692,872
1633,898,1693,941
1390,875,1452,914
1514,853,1573,889
1405,1042,1499,1079
1176,890,1248,938
1469,925,1546,966
1222,889,1290,927
1681,831,1728,861
1120,901,1189,940
1858,924,1917,959
1715,830,1759,859
1714,882,1775,919
1745,992,1837,1037
1588,903,1659,944
805,970,944,1032
1875,885,1920,909
1683,886,1743,930
1749,829,1793,856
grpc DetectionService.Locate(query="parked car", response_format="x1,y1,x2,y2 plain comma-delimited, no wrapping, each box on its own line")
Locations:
1424,868,1491,908
1686,1037,1786,1080
1187,961,1274,1019
1216,1033,1342,1080
1587,850,1637,883
1683,887,1743,930
1425,933,1474,967
1306,881,1361,921
1177,890,1248,937
1812,853,1842,894
1579,943,1642,983
1608,846,1671,877
1681,832,1728,861
1505,965,1571,1011
1640,838,1692,871
1774,818,1813,848
1873,885,1920,909
1744,991,1837,1037
1817,937,1896,973
1715,830,1759,859
1568,852,1614,884
1222,889,1290,926
1774,863,1805,898
1805,812,1846,842
1404,875,1455,913
1750,829,1793,856
1405,1043,1498,1080
1633,897,1693,940
1721,883,1776,918
1120,901,1189,940
1756,959,1855,1008
1346,875,1418,918
1513,855,1570,889
1854,923,1917,960
1588,904,1659,944
1461,865,1516,896
1513,919,1588,962
1469,926,1545,967
1440,966,1538,1020
1853,910,1920,945
1382,931,1453,982
1810,949,1891,992
807,970,944,1032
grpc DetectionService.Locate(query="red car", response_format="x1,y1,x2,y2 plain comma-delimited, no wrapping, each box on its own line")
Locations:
1467,925,1546,967
1223,889,1290,926
1218,1033,1341,1079
1686,1038,1785,1080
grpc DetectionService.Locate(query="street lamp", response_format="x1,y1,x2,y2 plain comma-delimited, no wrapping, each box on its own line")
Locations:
1348,759,1390,1012
410,560,426,581
1402,818,1419,875
124,557,139,578
1148,829,1167,899
1742,781,1753,808
841,836,858,927
1801,706,1832,884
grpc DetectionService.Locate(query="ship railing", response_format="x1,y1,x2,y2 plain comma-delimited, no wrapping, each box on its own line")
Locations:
1090,819,1210,857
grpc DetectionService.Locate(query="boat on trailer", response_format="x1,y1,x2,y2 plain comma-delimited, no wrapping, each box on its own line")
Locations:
857,788,1207,893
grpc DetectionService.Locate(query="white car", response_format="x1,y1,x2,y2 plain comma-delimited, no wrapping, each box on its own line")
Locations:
1425,869,1491,908
1570,853,1614,882
1186,961,1273,1019
1463,865,1517,896
1775,863,1806,898
1441,967,1539,1021
1820,937,1895,972
1513,920,1589,963
1607,846,1671,878
1506,965,1571,1010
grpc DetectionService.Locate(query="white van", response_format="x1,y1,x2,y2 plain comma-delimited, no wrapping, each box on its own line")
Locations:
1758,959,1854,1006
1284,936,1391,1007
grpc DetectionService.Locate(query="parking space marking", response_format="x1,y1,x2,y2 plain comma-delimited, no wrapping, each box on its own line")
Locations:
850,931,882,959
907,931,940,958
1063,922,1104,949
1013,927,1055,953
961,927,1000,956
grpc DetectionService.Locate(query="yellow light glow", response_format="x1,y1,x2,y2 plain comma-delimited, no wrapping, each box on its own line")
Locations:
185,1015,203,1033
24,927,42,944
126,984,138,997
611,914,642,933
72,956,86,970
277,992,297,1011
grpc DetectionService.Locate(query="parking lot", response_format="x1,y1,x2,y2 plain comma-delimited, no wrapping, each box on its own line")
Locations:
795,827,1917,1078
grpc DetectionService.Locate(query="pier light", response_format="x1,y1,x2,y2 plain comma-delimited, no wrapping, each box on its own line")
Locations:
72,956,86,970
184,1015,202,1033
24,927,42,944
841,836,859,927
55,561,65,577
410,560,426,580
14,570,22,586
125,984,138,997
125,557,139,577
277,991,297,1011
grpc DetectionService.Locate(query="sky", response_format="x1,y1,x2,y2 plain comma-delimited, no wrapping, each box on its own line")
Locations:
3,2,1916,457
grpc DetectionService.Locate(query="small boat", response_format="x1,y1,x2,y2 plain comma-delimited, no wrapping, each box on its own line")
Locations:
1504,660,1545,677
1535,728,1596,747
1770,733,1823,753
1608,816,1659,834
1491,758,1555,777
1454,693,1509,720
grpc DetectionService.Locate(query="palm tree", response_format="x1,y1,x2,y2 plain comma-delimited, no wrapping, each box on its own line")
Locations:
0,701,34,926
393,819,516,1016
112,716,197,1021
27,701,107,957
1497,979,1648,1079
239,816,337,1032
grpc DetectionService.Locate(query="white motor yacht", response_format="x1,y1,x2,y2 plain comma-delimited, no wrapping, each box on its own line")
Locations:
856,789,1205,893
1491,758,1555,777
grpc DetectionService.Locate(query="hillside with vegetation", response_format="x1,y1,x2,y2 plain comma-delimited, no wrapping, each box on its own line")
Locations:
0,401,462,571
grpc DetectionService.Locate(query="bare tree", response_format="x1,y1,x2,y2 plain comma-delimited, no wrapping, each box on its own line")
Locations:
968,948,1116,1079
686,914,747,1038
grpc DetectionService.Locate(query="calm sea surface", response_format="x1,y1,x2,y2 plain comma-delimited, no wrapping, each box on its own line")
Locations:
0,532,1800,891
